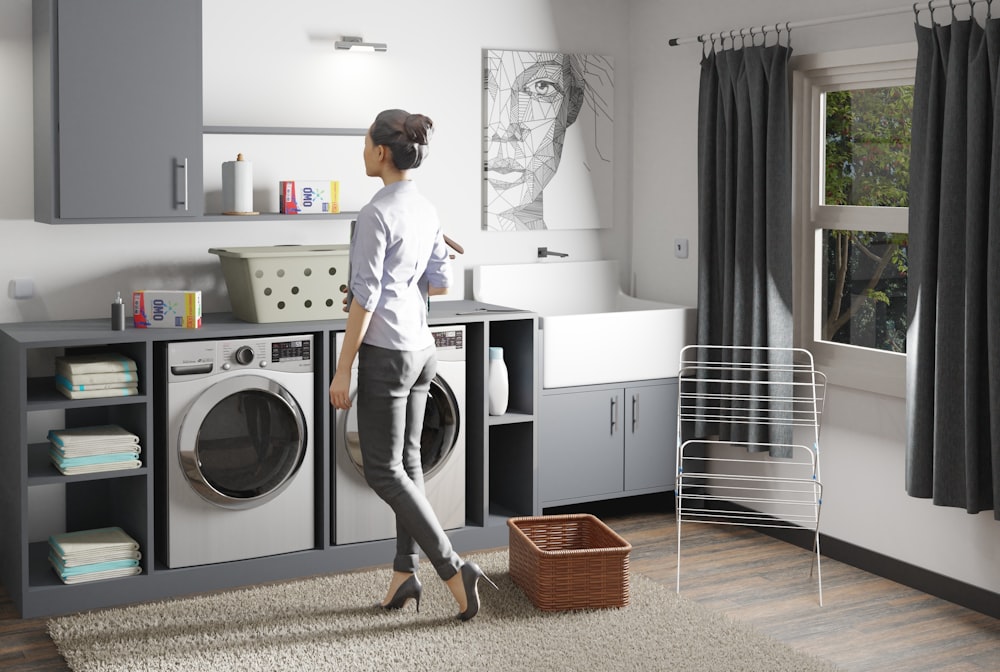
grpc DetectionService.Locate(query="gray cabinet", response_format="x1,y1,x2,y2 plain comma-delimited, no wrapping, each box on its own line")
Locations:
0,301,534,618
539,379,678,506
33,0,203,222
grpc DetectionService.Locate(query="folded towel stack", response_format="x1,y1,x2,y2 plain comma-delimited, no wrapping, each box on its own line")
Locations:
54,353,140,399
48,527,142,584
47,424,142,475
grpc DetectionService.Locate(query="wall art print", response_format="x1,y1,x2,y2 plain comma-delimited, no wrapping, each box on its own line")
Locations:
482,49,613,231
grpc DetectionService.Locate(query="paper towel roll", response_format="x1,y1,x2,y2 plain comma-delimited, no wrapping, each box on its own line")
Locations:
222,153,256,214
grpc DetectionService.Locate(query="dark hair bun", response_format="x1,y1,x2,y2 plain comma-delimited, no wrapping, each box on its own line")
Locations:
404,114,433,145
371,109,433,170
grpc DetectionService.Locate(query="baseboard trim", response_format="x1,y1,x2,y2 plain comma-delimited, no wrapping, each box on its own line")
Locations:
757,523,999,620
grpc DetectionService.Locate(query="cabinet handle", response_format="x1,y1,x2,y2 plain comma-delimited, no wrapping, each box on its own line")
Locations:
610,395,618,435
177,157,189,211
632,392,639,433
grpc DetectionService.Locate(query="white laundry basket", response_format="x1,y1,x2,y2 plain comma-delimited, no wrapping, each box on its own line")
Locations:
209,245,350,322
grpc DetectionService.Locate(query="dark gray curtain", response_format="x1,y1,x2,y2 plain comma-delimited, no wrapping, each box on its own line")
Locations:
695,43,794,452
907,17,1000,519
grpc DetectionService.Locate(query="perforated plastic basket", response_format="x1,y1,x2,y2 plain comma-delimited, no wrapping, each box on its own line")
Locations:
209,245,350,323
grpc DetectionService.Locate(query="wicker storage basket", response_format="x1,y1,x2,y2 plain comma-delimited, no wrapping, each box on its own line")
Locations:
507,514,632,611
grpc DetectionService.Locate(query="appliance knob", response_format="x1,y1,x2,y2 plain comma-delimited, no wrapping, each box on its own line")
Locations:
234,346,255,366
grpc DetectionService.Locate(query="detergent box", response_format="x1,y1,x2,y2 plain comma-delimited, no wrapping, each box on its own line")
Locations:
279,180,340,214
132,290,202,329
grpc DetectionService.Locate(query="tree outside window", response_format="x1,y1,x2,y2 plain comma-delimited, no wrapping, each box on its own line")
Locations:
822,86,912,354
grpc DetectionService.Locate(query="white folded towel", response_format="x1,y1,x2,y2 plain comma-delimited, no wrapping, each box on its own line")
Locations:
56,353,137,376
52,460,142,475
56,370,139,386
49,527,140,558
48,425,140,447
56,385,138,400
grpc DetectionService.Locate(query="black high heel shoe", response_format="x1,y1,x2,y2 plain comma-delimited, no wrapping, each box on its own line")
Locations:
380,573,422,613
456,561,498,622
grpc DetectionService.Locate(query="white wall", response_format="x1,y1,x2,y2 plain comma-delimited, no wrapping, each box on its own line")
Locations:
0,0,632,325
631,0,999,595
3,0,997,596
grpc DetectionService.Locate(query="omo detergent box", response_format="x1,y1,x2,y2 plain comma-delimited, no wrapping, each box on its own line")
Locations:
132,290,202,329
279,180,340,214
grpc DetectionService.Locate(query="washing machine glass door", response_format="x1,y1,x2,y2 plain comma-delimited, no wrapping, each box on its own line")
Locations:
344,375,459,479
178,375,307,509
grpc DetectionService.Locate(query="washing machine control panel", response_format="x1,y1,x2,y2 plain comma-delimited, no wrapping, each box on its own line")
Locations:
271,339,312,363
168,336,314,379
431,326,466,363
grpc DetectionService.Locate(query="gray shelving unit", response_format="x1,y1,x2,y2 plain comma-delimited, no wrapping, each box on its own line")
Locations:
0,301,537,618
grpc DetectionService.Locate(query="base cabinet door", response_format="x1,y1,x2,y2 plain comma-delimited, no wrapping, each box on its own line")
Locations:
623,380,678,492
539,379,678,506
538,389,623,502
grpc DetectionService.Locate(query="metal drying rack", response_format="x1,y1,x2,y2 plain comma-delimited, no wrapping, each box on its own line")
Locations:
674,345,827,604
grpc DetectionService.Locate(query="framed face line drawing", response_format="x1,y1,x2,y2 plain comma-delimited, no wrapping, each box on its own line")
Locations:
482,49,614,231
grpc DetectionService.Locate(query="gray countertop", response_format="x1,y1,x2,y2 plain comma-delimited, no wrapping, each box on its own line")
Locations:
0,300,532,347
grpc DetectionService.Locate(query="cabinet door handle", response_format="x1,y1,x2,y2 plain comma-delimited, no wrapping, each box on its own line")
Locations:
177,157,189,211
610,395,618,435
632,392,639,433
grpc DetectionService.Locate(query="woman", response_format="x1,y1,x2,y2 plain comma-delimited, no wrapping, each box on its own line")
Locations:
329,109,495,621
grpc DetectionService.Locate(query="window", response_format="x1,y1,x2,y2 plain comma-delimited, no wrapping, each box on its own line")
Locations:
792,45,916,396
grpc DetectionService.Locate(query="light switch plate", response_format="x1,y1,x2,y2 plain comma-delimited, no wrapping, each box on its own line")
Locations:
674,238,689,259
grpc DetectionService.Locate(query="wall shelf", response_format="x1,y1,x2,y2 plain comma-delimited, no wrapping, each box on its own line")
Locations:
204,126,366,137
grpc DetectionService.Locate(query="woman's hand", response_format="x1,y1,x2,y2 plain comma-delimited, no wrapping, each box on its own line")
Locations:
329,368,353,409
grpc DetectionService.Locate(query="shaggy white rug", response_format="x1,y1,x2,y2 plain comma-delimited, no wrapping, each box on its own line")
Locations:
48,550,840,672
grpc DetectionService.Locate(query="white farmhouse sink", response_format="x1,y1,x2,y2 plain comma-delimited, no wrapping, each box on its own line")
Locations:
472,260,696,388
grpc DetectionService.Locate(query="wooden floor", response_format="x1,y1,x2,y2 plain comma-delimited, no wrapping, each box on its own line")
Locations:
2,503,997,671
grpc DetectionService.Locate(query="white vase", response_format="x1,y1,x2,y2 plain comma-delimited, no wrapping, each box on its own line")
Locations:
488,346,509,416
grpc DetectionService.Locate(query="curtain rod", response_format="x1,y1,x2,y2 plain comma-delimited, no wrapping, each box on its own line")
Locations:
667,0,979,47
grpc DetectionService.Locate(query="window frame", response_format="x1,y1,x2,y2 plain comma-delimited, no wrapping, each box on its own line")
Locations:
791,44,917,398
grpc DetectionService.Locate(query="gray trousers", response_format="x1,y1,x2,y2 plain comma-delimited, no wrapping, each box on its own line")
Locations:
356,342,462,580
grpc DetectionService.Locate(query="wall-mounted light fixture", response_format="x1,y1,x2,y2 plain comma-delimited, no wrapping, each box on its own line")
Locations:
334,36,387,53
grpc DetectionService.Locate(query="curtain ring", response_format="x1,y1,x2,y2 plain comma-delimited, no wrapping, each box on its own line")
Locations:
928,0,936,22
950,0,957,20
786,21,792,49
740,27,747,48
989,0,993,20
748,26,755,47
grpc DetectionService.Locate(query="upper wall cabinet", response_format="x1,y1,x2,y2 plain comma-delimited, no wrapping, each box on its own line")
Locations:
33,0,203,222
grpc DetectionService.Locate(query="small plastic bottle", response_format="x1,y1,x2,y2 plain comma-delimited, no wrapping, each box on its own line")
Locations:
111,291,125,331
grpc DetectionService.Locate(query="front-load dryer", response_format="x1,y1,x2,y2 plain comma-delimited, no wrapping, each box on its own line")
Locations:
160,335,315,568
335,325,466,544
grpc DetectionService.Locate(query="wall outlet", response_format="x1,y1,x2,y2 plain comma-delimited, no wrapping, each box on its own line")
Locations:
8,278,35,300
674,238,689,259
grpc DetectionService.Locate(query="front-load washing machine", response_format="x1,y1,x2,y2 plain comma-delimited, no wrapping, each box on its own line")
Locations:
160,335,315,568
335,325,466,544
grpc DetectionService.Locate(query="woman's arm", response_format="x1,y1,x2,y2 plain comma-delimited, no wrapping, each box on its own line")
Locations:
329,300,373,410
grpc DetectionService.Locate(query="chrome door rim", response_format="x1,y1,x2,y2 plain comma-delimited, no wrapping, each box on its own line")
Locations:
177,374,307,509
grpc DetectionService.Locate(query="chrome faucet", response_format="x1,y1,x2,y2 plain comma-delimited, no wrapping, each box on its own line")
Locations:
537,247,569,258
